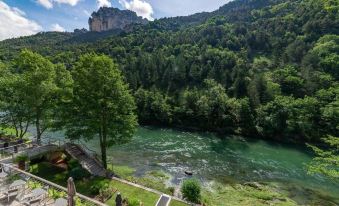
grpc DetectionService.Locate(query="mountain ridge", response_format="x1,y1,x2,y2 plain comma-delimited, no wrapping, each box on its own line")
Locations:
0,0,338,143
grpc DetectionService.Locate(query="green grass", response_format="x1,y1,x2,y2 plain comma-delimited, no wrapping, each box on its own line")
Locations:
104,165,189,205
0,126,17,136
0,126,31,140
30,162,168,206
30,162,97,196
200,182,297,206
29,162,69,186
30,162,297,206
105,180,160,206
108,165,174,195
170,200,189,206
107,164,135,178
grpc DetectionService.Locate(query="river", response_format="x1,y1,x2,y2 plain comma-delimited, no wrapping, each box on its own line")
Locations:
39,126,339,205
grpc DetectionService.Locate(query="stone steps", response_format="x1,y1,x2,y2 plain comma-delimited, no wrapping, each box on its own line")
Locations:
65,143,106,177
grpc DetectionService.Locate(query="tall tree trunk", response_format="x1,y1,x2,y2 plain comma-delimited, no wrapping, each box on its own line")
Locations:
36,112,41,144
99,128,108,169
99,116,108,169
19,121,29,140
102,122,108,169
100,141,107,169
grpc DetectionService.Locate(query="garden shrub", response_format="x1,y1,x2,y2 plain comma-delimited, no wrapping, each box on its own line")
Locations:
68,159,80,170
27,180,43,190
181,178,201,203
48,188,67,199
69,167,90,180
168,187,175,195
99,183,115,201
89,179,111,195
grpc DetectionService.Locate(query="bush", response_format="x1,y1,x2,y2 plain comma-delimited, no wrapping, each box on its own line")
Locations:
68,159,80,170
89,179,111,195
99,183,115,201
14,154,29,163
168,187,175,195
29,154,45,164
27,180,43,190
48,188,66,199
181,179,201,203
69,167,90,180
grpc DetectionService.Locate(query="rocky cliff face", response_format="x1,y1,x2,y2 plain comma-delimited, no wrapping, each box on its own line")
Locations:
89,7,148,32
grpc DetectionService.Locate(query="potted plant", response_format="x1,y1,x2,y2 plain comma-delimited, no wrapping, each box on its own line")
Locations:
15,155,29,170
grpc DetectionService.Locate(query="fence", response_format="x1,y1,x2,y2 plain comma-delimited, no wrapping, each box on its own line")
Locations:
0,141,35,160
0,137,102,165
0,163,108,206
41,137,103,164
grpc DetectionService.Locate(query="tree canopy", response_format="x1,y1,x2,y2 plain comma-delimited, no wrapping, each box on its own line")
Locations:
308,135,339,181
0,50,72,142
0,0,338,143
62,53,137,168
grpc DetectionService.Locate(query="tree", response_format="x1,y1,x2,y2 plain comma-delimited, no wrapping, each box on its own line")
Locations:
134,88,172,124
14,50,71,142
0,65,31,139
195,79,232,131
256,95,320,141
0,0,338,144
247,74,269,108
308,135,339,181
310,35,339,80
272,66,305,97
316,85,339,136
227,97,255,135
64,53,137,169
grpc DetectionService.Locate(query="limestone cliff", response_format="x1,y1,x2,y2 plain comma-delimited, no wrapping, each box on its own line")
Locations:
89,7,148,32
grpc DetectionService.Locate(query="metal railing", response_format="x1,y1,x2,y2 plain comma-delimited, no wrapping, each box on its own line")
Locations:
0,141,35,160
0,136,105,176
0,137,64,162
42,137,104,166
0,163,108,206
76,140,103,167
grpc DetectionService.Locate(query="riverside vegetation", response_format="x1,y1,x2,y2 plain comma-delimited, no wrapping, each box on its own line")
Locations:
0,0,338,143
0,0,338,205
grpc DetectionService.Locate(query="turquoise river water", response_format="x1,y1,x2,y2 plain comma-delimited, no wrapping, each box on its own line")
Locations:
41,126,338,205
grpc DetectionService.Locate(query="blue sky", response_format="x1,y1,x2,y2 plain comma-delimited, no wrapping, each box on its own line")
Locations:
0,0,230,40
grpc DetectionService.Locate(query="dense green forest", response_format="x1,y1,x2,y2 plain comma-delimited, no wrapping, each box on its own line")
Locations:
0,0,338,143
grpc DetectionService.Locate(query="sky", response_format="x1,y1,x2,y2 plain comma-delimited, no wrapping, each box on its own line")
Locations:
0,0,230,41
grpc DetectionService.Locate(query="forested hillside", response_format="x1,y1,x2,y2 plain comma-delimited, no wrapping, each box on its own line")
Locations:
0,0,338,143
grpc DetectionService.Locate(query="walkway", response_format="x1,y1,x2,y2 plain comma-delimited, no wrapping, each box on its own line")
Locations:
156,194,171,206
64,143,107,177
0,144,59,164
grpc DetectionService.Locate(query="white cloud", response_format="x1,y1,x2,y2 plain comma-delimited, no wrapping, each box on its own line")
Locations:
97,0,111,8
54,0,81,6
36,0,80,9
36,0,53,9
12,7,26,16
0,1,42,40
119,0,153,20
50,23,65,32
